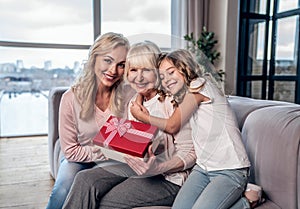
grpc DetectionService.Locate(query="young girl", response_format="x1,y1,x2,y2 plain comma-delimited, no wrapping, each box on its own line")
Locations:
62,42,196,209
130,49,252,209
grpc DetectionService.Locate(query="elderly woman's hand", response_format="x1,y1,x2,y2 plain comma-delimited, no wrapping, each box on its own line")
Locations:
124,145,161,176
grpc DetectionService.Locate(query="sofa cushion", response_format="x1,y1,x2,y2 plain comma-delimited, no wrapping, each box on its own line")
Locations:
256,201,281,209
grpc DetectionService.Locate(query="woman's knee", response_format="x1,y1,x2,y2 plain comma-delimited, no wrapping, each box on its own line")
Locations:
74,168,102,186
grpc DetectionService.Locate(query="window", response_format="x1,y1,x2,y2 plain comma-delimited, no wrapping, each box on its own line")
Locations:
0,0,93,137
0,0,171,137
237,0,300,104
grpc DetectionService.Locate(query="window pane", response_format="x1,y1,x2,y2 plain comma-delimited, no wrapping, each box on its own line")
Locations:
101,0,171,48
0,0,93,44
241,80,263,99
247,20,266,75
274,81,295,102
278,0,299,13
275,61,297,75
0,47,87,90
276,16,298,63
0,47,88,137
243,0,268,14
255,22,266,61
249,80,262,99
0,92,48,137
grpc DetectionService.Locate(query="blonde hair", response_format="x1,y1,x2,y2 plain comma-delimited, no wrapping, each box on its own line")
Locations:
124,41,161,89
72,32,130,120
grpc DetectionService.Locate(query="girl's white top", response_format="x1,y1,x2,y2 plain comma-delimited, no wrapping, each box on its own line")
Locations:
190,78,250,171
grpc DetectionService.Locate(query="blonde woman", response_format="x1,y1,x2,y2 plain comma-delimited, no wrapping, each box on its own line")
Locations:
46,32,130,209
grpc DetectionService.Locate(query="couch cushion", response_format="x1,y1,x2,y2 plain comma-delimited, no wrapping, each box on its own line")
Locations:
256,200,281,209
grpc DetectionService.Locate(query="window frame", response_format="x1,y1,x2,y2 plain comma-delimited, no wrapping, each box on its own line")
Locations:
237,0,300,104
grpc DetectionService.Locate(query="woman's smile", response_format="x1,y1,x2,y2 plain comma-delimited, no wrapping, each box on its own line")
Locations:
135,82,149,88
103,72,118,81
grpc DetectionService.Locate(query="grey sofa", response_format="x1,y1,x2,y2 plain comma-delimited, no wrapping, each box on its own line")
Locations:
48,86,300,209
48,86,68,180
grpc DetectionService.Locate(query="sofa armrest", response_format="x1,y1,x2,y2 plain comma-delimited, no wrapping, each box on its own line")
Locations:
48,86,68,179
242,105,300,209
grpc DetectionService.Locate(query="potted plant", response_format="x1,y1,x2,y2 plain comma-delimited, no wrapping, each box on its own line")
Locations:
184,26,224,82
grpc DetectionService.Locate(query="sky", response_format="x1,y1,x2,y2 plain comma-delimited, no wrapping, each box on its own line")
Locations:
0,0,171,68
0,0,94,44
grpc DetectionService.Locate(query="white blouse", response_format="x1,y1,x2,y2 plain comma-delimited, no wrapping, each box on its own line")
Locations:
189,79,250,171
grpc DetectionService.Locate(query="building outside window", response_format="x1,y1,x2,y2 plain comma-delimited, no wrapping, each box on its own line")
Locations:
237,0,300,104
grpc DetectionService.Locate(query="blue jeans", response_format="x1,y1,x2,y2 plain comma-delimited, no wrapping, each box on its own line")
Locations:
172,165,249,209
46,157,96,209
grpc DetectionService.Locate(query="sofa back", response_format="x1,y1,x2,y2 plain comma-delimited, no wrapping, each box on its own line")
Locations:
48,87,68,179
228,96,300,209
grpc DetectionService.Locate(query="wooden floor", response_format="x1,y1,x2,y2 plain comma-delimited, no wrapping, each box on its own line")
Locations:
0,136,54,209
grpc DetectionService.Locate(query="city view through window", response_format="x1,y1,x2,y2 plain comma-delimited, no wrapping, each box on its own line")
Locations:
0,54,84,137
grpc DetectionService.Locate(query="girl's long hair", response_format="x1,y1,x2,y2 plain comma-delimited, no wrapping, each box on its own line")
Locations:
158,49,223,106
158,49,202,105
72,32,130,120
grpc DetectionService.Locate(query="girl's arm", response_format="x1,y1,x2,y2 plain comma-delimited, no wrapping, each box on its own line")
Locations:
131,93,206,134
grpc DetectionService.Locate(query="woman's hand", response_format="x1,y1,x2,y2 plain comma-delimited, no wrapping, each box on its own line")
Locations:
130,101,149,123
124,145,161,176
91,146,106,160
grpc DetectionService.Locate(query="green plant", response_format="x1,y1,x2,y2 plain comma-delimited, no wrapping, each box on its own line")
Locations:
184,26,221,64
184,26,224,82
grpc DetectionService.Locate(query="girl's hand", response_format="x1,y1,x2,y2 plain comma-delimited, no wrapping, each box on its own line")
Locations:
124,145,161,176
135,94,144,105
130,101,149,123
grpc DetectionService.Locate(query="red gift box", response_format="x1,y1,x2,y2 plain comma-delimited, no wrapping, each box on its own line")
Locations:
93,116,158,161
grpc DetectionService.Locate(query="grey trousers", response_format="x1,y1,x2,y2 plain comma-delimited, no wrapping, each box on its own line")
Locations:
62,163,180,209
